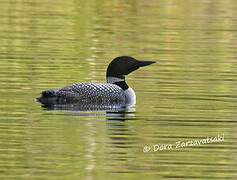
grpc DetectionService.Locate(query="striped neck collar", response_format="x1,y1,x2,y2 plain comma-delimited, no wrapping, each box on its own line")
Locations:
106,76,128,90
106,76,125,84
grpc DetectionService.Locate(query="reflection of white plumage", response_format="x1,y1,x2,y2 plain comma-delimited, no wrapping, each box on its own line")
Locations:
37,56,155,106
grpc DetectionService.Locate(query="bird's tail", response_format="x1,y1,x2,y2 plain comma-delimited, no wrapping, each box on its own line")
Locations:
35,89,59,103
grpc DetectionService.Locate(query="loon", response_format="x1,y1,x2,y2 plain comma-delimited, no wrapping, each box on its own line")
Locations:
36,56,155,107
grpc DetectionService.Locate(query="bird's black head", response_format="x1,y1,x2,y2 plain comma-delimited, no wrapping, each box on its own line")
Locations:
106,56,156,78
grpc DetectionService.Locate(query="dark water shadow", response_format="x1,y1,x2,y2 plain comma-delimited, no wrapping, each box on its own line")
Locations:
38,100,136,118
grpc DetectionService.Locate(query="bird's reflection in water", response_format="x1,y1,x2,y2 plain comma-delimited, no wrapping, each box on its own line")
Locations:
105,113,137,173
40,102,136,117
40,102,136,173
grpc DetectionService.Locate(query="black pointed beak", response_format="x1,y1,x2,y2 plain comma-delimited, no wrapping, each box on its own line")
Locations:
137,60,156,67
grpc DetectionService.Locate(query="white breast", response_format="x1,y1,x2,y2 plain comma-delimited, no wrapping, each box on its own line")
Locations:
124,87,136,106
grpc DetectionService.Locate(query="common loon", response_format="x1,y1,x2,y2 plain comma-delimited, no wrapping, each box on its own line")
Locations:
36,56,155,107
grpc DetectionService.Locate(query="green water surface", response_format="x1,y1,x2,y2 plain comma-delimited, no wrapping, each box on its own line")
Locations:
0,0,237,179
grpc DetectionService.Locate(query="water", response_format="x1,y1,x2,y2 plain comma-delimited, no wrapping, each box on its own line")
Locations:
1,0,237,179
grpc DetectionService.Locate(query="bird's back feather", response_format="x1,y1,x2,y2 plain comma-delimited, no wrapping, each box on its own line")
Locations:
37,82,126,105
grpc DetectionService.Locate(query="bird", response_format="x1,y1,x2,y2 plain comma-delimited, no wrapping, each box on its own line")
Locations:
36,56,155,108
